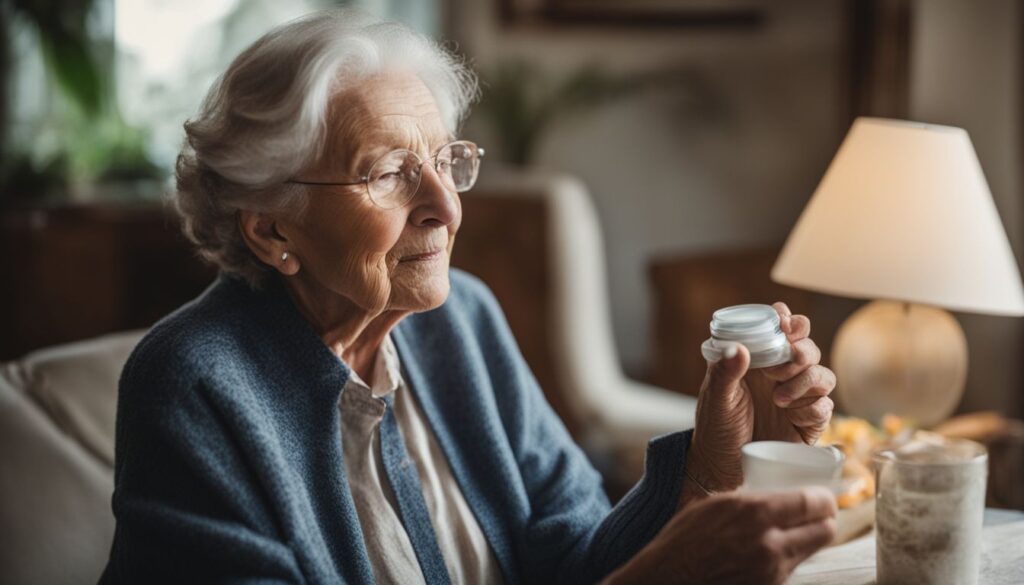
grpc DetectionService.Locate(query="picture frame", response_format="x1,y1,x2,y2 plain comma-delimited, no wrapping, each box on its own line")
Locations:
498,0,765,28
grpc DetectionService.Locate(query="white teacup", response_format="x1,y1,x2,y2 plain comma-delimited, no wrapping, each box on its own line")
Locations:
741,441,844,491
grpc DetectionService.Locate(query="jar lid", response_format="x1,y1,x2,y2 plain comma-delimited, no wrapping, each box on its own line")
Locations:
702,304,791,369
710,304,780,338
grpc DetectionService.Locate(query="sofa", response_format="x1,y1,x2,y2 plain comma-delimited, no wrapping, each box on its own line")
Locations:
0,330,143,585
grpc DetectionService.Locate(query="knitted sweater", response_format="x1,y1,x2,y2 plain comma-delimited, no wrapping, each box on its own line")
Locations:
98,269,693,584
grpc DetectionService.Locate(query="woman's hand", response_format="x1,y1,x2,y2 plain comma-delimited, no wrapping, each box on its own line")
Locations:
687,303,836,491
606,487,838,585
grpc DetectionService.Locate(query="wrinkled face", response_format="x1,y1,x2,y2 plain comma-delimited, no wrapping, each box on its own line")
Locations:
280,72,461,315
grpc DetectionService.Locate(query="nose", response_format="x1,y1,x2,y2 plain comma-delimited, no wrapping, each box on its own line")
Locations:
408,162,459,228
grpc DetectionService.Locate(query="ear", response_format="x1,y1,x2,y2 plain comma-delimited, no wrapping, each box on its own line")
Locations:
238,210,300,276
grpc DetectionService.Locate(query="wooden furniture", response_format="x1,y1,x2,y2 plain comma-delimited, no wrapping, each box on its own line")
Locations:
0,204,217,361
935,412,1024,511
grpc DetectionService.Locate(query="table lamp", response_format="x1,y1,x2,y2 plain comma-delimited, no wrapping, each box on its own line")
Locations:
771,117,1024,427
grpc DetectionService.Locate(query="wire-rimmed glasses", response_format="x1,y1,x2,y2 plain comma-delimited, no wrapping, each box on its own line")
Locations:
287,140,484,209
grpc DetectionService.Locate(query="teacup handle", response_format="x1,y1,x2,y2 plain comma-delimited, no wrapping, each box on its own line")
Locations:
824,445,845,480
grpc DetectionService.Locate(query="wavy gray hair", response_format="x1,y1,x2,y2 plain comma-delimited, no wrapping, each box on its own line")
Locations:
174,10,479,286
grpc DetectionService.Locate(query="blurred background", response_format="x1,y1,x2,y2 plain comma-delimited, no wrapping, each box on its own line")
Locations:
2,2,1023,579
2,1,1024,581
5,0,1022,407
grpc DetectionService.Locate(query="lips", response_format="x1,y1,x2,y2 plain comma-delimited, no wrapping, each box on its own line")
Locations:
399,248,445,262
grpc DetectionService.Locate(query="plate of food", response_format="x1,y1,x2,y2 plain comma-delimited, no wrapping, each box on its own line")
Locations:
820,414,911,544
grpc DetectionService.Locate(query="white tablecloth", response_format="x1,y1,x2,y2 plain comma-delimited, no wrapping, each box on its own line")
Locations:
790,509,1024,585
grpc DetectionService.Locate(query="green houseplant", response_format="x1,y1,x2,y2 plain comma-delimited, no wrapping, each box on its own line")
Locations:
1,0,161,202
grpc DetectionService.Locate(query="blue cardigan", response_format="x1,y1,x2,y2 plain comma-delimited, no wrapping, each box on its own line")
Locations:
99,269,693,584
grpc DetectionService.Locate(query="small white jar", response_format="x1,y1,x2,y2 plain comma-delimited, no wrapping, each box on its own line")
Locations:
700,304,791,369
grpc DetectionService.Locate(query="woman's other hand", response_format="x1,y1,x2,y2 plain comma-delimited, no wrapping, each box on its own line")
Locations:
606,487,838,585
687,303,836,491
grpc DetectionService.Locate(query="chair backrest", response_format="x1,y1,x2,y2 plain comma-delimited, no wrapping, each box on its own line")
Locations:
455,168,639,431
0,330,144,585
453,177,578,433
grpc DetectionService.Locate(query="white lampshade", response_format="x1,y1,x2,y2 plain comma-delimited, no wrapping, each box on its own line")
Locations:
772,117,1024,316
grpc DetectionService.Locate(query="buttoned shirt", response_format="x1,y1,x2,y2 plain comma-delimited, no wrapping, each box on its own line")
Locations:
339,334,505,585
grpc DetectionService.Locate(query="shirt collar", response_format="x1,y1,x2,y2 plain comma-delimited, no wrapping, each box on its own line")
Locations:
346,334,402,399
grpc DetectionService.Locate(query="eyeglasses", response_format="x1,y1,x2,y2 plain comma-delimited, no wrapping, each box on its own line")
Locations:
287,140,484,209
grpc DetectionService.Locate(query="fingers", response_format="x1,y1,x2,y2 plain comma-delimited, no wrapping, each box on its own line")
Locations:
702,341,751,403
772,302,792,320
772,365,835,407
785,396,835,434
773,302,793,337
760,338,822,382
789,337,821,369
787,315,811,341
694,490,836,584
780,518,837,566
771,303,810,340
758,487,837,529
784,396,834,424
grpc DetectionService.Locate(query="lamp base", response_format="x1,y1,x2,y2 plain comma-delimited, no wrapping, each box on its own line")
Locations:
832,300,968,428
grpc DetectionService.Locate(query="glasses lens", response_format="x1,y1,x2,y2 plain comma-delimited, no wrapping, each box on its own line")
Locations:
438,141,480,192
365,142,480,208
367,150,421,209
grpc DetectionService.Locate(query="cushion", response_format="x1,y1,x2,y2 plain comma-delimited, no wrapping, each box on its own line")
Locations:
16,330,145,467
0,369,117,585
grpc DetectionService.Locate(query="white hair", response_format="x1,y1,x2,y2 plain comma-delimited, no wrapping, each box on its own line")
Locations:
174,9,479,286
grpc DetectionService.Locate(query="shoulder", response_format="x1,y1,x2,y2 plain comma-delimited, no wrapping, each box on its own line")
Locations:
445,268,506,327
120,277,252,398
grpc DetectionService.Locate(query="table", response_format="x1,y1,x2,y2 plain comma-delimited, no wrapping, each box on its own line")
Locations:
790,509,1024,584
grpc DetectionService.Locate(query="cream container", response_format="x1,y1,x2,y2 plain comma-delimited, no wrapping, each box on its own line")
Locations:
700,304,792,369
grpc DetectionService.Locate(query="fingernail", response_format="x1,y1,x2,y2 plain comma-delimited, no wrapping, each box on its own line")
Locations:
775,391,791,406
723,343,738,360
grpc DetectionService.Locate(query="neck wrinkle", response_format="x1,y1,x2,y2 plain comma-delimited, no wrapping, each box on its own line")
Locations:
279,274,411,381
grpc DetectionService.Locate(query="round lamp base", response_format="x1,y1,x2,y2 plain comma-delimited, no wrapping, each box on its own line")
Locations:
832,300,967,428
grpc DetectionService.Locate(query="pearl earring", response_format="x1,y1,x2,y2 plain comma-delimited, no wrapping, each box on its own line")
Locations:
281,252,289,262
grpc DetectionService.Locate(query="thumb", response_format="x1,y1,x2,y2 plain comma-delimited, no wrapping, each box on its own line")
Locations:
705,342,750,401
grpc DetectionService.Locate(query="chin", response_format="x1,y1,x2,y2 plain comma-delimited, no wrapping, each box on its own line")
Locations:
391,270,450,312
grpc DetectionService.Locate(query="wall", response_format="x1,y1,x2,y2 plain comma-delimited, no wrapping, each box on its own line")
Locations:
452,0,847,382
909,0,1023,417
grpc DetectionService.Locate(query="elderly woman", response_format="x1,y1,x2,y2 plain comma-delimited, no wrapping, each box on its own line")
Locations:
100,11,837,585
